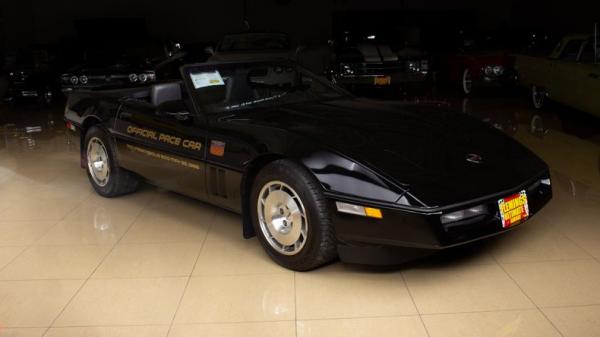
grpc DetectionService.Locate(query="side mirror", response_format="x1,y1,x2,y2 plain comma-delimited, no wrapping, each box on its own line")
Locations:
204,46,215,56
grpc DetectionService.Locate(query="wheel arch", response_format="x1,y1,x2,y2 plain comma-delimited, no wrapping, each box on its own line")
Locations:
240,153,288,239
79,116,104,168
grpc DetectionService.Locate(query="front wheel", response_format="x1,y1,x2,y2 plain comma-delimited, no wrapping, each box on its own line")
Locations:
84,126,140,197
251,160,337,271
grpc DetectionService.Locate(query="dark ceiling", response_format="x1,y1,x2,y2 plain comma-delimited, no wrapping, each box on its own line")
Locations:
0,0,598,49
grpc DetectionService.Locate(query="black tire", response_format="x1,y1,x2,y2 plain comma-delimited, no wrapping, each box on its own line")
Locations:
250,159,337,271
84,126,139,197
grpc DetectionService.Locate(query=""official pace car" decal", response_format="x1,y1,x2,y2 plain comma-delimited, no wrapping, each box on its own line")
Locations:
126,126,202,151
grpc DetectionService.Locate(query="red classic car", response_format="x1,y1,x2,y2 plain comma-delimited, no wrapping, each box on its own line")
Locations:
435,33,517,95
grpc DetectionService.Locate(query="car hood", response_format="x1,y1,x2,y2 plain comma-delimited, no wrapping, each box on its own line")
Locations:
222,98,548,207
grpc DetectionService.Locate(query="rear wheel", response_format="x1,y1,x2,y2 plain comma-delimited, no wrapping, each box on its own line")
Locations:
532,85,546,110
84,126,139,197
251,160,337,271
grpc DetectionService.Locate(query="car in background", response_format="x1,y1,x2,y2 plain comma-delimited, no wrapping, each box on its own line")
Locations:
3,46,61,106
59,41,170,91
435,32,517,95
206,32,301,62
515,33,600,117
61,64,157,91
328,32,430,91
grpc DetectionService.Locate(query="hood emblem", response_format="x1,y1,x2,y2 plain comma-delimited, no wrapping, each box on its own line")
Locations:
466,153,483,164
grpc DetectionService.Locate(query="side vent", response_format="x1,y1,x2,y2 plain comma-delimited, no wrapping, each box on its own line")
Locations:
209,166,228,198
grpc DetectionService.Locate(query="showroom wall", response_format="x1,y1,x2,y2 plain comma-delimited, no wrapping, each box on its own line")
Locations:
1,0,598,48
1,0,512,47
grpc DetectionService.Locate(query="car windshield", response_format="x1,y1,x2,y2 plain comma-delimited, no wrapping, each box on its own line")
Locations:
218,33,291,52
183,62,347,114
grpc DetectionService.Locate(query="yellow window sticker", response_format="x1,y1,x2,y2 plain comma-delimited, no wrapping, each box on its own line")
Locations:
190,71,225,89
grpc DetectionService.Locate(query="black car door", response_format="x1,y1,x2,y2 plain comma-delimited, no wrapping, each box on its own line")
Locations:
112,82,209,201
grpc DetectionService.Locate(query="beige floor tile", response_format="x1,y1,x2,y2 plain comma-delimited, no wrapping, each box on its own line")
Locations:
120,203,213,244
0,246,26,269
0,279,83,327
422,310,561,337
295,265,417,320
0,196,78,221
45,325,170,337
203,210,243,242
0,245,111,280
175,274,295,323
0,328,45,337
418,241,497,267
193,238,289,276
403,263,534,314
84,189,156,214
169,321,295,337
561,220,600,259
93,243,201,278
0,221,57,246
45,169,91,188
503,260,600,307
145,190,199,207
35,218,132,245
543,305,600,337
23,184,92,201
62,202,143,228
297,316,428,337
55,277,187,326
488,222,591,263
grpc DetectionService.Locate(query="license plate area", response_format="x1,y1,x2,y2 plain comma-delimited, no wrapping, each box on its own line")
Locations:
374,76,391,86
498,190,530,228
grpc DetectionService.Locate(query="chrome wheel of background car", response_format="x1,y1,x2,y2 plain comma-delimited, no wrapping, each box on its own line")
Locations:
532,86,546,109
257,181,308,256
87,137,110,187
462,69,473,95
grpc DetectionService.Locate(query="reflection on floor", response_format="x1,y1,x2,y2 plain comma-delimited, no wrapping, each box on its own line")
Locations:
0,95,599,337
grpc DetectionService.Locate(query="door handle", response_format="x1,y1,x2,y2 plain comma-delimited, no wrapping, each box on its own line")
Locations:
589,73,600,79
166,111,191,121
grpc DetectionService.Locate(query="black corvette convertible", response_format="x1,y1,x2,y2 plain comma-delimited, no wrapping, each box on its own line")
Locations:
64,60,551,270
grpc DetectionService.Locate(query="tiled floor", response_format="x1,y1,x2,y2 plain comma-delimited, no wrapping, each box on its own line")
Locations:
1,99,600,337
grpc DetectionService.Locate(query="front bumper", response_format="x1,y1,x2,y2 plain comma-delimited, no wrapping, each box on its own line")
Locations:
331,174,552,265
